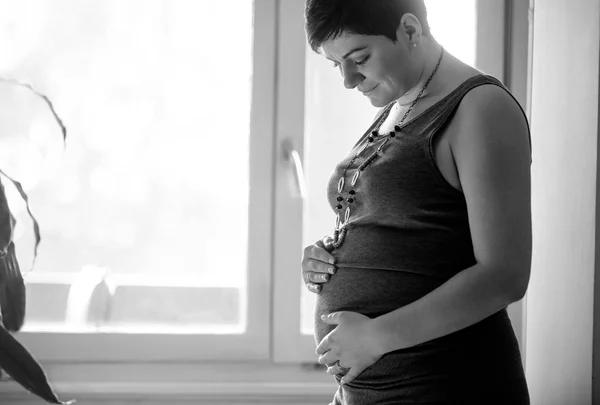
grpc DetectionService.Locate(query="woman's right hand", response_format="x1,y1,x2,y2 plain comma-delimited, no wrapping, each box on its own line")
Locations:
301,238,337,294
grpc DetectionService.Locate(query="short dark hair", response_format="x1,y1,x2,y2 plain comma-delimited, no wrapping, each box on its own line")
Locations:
305,0,431,52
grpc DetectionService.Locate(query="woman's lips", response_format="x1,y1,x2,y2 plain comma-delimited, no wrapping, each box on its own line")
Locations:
362,84,379,95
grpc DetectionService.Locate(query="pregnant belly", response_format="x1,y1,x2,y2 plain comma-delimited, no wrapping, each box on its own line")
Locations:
314,266,445,344
313,267,526,401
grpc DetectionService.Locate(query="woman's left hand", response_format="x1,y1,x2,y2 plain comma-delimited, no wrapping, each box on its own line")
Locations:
316,311,385,384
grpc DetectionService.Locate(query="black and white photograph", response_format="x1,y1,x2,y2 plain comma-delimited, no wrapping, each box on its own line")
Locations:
0,1,597,404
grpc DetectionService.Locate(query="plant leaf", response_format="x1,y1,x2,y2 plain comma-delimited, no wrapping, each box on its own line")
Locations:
0,325,75,404
0,78,67,270
0,170,41,268
0,78,66,143
0,76,73,404
0,242,25,332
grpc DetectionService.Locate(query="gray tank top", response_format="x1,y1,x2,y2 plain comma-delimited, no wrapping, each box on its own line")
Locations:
318,74,531,404
326,74,531,280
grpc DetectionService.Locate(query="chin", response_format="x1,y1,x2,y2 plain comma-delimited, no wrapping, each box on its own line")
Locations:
367,94,392,108
364,87,395,108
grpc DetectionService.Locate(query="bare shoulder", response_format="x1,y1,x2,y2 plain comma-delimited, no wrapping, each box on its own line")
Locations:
452,83,529,137
448,82,530,162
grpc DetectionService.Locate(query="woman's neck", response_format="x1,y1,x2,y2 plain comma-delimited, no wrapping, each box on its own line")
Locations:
395,39,444,107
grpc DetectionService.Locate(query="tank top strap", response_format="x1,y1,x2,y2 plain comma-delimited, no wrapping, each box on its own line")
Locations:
409,74,532,162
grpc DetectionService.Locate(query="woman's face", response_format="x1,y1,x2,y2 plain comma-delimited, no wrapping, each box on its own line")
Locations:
320,31,419,108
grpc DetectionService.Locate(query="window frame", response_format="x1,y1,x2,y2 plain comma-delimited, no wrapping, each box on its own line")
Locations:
14,0,277,363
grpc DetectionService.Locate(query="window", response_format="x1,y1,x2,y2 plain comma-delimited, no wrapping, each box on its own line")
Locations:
1,0,272,362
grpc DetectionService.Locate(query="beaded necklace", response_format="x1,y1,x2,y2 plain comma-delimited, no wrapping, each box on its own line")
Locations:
323,47,445,252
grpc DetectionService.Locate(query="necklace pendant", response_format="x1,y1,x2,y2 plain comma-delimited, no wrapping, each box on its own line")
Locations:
333,227,348,249
337,177,345,193
326,225,348,251
344,206,351,224
322,235,335,253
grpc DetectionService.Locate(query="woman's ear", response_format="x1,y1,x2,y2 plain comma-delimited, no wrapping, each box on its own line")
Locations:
398,13,423,43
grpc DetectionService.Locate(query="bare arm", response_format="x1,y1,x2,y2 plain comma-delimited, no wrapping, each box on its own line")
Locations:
371,84,532,353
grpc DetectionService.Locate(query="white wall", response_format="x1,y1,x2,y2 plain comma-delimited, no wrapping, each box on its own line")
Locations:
504,0,533,357
525,0,600,404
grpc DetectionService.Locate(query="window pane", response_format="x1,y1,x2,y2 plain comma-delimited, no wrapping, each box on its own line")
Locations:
426,0,476,66
301,0,477,334
0,0,253,332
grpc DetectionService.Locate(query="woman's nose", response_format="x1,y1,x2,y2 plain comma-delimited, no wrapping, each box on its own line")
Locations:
341,66,363,89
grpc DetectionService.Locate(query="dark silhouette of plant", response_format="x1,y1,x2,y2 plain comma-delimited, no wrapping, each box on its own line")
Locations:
0,78,74,404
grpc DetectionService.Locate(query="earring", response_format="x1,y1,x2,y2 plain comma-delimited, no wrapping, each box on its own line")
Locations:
412,43,417,48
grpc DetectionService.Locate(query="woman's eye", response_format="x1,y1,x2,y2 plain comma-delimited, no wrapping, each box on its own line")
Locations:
355,56,370,66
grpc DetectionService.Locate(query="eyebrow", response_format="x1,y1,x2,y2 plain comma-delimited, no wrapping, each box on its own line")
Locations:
324,46,368,61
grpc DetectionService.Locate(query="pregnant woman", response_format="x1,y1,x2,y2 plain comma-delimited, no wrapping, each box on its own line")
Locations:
300,1,532,404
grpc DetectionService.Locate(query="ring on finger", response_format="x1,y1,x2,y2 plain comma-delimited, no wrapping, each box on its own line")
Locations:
334,360,351,377
337,361,351,376
307,283,321,293
326,360,350,376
